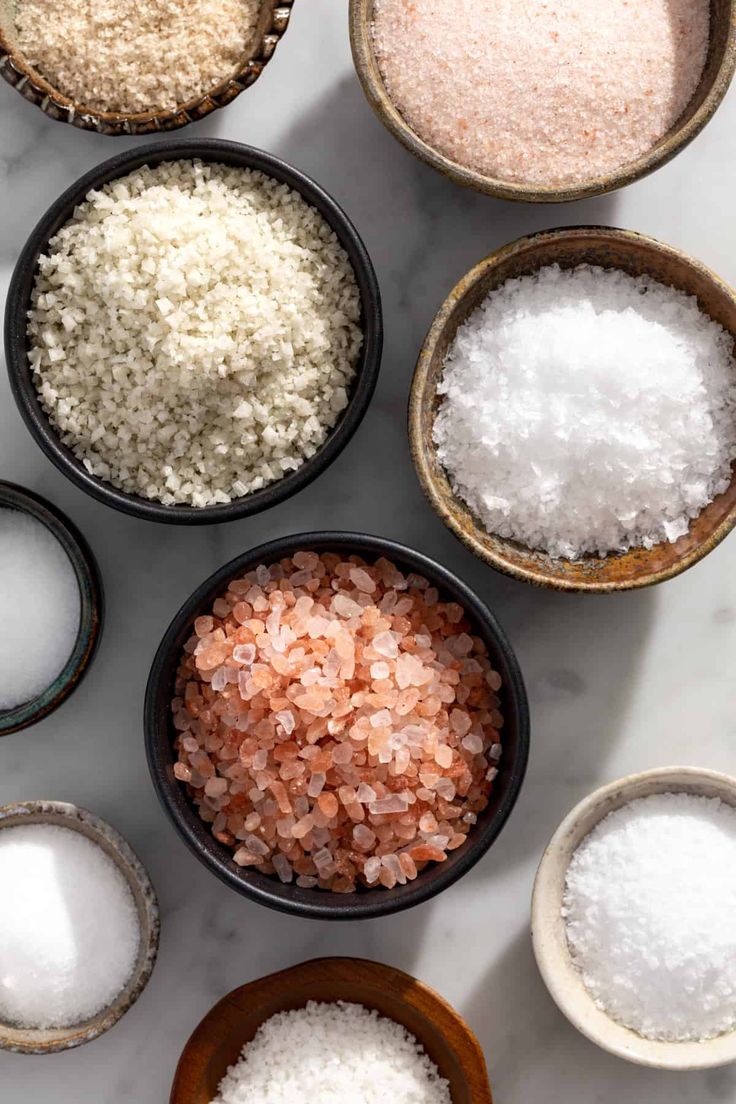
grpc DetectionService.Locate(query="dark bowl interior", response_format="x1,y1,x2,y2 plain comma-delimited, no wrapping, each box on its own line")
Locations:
0,481,103,736
4,139,383,526
144,531,529,920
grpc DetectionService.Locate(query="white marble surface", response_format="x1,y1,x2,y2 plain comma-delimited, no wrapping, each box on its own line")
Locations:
1,4,736,1102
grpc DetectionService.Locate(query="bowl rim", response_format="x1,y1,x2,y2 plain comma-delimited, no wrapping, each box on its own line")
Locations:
408,224,736,593
531,765,736,1070
144,530,530,920
0,480,104,736
169,955,493,1104
349,0,736,204
4,138,383,527
0,799,160,1054
0,0,294,136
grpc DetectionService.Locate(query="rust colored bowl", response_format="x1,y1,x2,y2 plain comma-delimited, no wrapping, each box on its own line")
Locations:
349,0,736,203
409,226,736,593
0,0,293,136
170,957,492,1104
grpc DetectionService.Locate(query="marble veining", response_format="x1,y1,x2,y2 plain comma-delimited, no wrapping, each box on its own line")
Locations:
0,3,735,1102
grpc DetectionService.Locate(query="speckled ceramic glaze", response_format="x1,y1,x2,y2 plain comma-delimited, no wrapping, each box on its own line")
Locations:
349,0,736,203
0,800,160,1055
408,226,736,593
0,481,103,735
0,0,293,135
531,767,736,1070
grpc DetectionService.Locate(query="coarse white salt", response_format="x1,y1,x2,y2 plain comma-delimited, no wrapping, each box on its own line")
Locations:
563,793,736,1042
372,0,709,188
0,508,80,710
28,159,363,509
0,824,140,1029
13,0,261,114
212,1000,452,1104
434,264,736,560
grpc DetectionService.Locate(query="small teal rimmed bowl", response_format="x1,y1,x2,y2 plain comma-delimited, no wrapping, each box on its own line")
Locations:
0,482,103,736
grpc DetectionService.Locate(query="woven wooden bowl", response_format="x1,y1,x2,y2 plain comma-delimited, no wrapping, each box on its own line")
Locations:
532,767,736,1070
170,958,492,1104
349,0,736,203
0,801,159,1055
409,226,736,593
0,0,293,135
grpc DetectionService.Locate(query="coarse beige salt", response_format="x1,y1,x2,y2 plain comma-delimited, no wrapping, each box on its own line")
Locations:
13,0,261,114
171,553,504,892
372,0,710,188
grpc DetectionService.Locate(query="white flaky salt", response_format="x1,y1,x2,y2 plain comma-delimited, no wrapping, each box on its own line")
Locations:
0,824,140,1028
563,793,736,1042
434,265,736,560
212,1000,452,1104
0,508,80,709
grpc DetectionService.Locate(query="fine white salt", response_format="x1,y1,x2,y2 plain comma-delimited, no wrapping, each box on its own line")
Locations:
563,793,736,1042
0,508,80,709
0,824,140,1028
434,264,736,560
212,1000,452,1104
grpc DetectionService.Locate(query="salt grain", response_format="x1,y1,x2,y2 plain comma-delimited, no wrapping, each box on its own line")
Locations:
435,265,736,560
212,1000,451,1104
563,793,736,1041
0,824,139,1028
0,508,80,710
373,0,709,187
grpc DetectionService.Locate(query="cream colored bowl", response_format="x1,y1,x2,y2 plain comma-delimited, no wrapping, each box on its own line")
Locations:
531,766,736,1070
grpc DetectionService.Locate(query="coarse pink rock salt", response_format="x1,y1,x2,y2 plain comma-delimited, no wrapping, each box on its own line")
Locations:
171,553,504,892
372,0,709,188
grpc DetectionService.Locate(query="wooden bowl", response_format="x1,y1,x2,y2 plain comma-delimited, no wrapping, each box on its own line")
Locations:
349,0,736,204
0,800,160,1054
531,767,736,1070
0,481,103,736
0,0,293,136
5,139,382,526
145,531,529,920
170,957,492,1104
408,226,736,593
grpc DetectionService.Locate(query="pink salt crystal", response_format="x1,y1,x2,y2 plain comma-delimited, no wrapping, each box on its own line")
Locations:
373,631,399,659
356,782,377,804
296,875,319,888
272,854,293,883
292,815,315,839
234,848,258,867
349,567,376,593
204,777,228,798
173,762,192,782
486,670,502,691
244,834,269,857
331,742,354,766
435,745,453,769
194,616,214,637
369,795,409,815
233,644,256,665
462,732,484,755
370,661,390,680
489,743,502,761
211,667,228,692
307,772,326,798
364,856,381,884
450,709,472,736
353,824,377,849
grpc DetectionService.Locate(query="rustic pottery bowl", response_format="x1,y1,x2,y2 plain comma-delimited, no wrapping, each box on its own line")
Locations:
145,531,530,920
349,0,736,203
0,800,159,1054
409,225,736,593
170,957,492,1104
5,139,382,526
531,766,736,1070
0,481,103,736
0,0,293,135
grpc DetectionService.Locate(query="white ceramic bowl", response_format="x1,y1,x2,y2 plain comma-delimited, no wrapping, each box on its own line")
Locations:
531,766,736,1070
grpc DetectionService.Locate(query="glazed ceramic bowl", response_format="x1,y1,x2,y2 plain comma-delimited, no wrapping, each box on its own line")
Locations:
0,800,159,1054
531,766,736,1070
409,225,736,593
0,481,103,736
5,139,382,526
0,0,293,135
170,957,492,1104
145,531,530,920
349,0,736,203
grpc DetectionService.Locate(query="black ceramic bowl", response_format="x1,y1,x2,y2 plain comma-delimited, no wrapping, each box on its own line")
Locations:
4,140,383,526
0,482,103,736
145,532,529,920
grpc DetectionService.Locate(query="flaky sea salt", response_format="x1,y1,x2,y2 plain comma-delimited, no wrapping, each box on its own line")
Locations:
0,824,140,1028
0,508,80,710
434,264,736,560
563,793,736,1042
212,1000,452,1104
373,0,709,188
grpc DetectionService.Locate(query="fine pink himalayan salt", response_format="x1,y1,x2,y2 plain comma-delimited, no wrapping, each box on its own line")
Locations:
171,553,503,893
372,0,709,188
